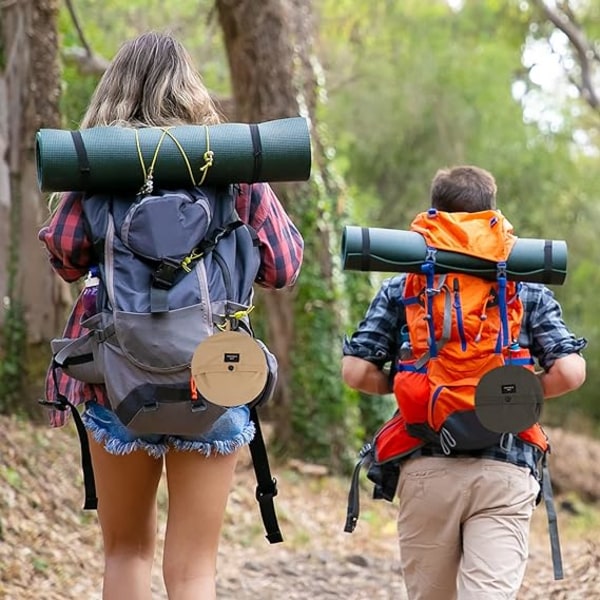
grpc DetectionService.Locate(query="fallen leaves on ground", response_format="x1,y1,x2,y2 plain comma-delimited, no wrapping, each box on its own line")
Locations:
0,415,599,599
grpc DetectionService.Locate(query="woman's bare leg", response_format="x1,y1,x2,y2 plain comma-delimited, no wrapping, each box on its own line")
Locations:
162,450,239,600
88,435,164,600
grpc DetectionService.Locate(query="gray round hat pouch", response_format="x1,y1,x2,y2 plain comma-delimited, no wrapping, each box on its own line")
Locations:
475,365,543,433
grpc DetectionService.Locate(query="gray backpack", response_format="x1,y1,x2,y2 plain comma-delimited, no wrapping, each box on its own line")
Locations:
48,185,283,543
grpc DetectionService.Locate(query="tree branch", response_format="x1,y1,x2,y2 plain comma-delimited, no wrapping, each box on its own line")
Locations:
63,0,109,75
62,46,109,75
64,0,91,55
535,0,599,110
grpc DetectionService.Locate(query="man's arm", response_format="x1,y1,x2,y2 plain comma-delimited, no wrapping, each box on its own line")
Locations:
342,355,392,395
538,353,586,399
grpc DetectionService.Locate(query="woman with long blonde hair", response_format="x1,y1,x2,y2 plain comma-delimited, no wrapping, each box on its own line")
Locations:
39,31,303,600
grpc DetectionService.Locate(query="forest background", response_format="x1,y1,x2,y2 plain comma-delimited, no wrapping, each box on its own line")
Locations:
0,0,599,470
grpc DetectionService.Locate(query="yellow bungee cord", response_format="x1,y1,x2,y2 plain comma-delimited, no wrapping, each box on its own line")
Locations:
133,125,218,272
216,306,256,331
134,124,215,195
161,125,214,187
134,127,172,196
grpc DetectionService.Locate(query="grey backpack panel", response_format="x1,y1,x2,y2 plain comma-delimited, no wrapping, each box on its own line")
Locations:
108,305,213,371
203,228,262,304
120,191,212,261
53,184,265,436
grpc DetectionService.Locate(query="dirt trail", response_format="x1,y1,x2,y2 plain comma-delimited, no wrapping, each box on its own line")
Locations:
0,416,599,599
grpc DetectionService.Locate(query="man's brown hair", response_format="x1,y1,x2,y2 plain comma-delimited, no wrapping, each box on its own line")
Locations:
430,166,497,213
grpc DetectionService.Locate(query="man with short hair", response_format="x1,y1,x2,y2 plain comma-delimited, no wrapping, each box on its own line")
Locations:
342,165,586,600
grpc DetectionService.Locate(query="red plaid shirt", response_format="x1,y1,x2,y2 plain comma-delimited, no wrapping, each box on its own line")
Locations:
39,183,304,427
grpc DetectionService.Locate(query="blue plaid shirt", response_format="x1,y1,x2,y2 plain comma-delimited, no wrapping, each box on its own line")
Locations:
343,275,587,476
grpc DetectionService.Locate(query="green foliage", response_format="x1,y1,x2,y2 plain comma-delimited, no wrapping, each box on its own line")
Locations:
287,179,361,469
522,0,600,146
0,181,26,414
0,464,23,489
319,0,600,436
0,302,26,405
59,69,100,128
321,0,539,228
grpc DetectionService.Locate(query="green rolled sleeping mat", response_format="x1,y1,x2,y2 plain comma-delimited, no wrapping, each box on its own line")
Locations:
341,225,567,285
36,117,311,193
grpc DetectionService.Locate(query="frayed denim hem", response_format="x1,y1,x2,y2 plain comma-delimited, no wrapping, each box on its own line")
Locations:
169,421,256,456
82,411,169,458
81,404,255,458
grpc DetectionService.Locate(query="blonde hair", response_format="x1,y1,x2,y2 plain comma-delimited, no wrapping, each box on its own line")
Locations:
80,31,221,129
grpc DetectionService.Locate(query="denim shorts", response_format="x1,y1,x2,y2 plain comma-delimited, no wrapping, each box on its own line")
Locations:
82,401,255,458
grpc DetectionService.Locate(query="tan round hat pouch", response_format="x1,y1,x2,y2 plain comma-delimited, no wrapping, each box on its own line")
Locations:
191,330,269,407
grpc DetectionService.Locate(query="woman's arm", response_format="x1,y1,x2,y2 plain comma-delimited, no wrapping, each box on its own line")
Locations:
236,183,303,289
38,192,94,282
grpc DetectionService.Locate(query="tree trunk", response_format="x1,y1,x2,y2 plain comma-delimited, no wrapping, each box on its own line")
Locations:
1,1,66,414
0,0,65,343
216,0,330,450
216,0,351,462
0,76,9,319
216,0,310,442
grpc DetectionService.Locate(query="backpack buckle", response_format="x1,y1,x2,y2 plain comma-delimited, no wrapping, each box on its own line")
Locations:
497,261,508,279
38,398,68,411
424,247,437,262
256,477,279,502
152,259,180,289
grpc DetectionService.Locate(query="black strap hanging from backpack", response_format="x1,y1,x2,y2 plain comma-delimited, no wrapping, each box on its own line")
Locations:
249,405,283,543
540,452,563,580
149,219,246,314
40,365,98,510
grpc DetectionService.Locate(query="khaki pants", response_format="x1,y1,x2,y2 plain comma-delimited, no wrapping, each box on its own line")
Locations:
397,456,540,600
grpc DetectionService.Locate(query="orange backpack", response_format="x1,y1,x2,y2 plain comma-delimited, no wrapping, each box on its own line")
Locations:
393,208,547,454
345,210,561,578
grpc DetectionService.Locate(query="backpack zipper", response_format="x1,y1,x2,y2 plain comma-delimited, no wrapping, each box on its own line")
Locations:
452,278,467,350
213,250,233,299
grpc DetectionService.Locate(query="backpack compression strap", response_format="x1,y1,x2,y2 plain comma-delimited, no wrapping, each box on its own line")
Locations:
248,405,283,543
344,443,373,533
540,452,564,580
150,220,245,314
495,261,511,351
418,251,452,361
404,272,451,370
39,364,98,511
